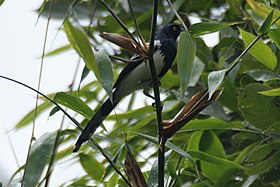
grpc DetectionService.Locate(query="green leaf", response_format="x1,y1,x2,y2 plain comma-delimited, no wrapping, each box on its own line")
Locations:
23,132,56,187
135,132,195,166
95,49,114,101
200,131,227,182
177,31,196,95
54,92,93,119
247,70,279,81
247,0,280,28
246,150,280,175
188,150,246,169
0,0,4,6
188,57,205,87
239,28,277,70
107,173,119,187
218,78,239,112
147,159,158,187
269,29,280,49
207,69,227,100
190,22,236,37
16,101,52,129
64,18,100,80
258,87,280,96
43,44,72,58
258,10,274,35
238,83,280,129
107,105,154,121
79,153,105,181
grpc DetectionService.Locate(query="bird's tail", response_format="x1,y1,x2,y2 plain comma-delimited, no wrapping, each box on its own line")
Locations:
73,98,117,152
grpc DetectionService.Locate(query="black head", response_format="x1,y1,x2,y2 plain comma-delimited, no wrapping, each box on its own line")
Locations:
155,23,182,41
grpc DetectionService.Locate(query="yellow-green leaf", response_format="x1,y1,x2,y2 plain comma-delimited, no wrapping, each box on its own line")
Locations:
239,28,277,70
79,153,105,181
258,87,280,96
64,18,100,80
247,0,280,27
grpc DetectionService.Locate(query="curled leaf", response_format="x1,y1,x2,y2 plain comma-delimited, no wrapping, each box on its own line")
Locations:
100,32,148,57
163,89,223,138
124,151,148,187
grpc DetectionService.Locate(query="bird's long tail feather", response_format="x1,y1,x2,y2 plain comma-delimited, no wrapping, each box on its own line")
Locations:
73,98,117,152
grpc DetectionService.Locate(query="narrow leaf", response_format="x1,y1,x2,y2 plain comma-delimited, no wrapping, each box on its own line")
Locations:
64,18,100,80
54,92,93,119
246,151,280,175
177,31,196,95
95,49,114,101
188,150,246,169
43,44,71,58
147,159,158,187
79,153,105,181
0,0,4,6
190,22,237,37
208,69,227,100
16,101,52,129
258,87,280,96
258,10,274,35
107,173,119,187
239,28,277,70
124,151,148,187
23,132,56,187
247,0,280,27
269,29,280,49
135,132,195,166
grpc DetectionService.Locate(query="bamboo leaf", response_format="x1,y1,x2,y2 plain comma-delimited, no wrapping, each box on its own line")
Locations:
269,29,280,49
190,22,237,37
54,92,93,119
64,18,100,80
208,69,227,100
188,150,246,169
23,132,56,187
16,101,52,129
177,31,196,95
239,28,277,70
79,153,105,181
258,10,274,35
95,49,114,101
258,87,280,96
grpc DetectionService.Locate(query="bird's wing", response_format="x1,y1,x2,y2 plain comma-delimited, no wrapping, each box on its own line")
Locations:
113,41,161,89
113,55,144,89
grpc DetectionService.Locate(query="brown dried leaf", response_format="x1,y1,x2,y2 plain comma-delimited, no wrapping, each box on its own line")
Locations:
163,89,223,138
124,151,148,187
100,32,148,58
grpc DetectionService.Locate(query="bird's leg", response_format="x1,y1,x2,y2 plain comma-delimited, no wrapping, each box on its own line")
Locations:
145,79,163,110
143,87,155,100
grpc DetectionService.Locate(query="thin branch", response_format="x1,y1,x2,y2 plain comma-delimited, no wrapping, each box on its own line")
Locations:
99,0,142,49
166,0,188,31
127,0,147,49
0,75,82,129
21,0,53,186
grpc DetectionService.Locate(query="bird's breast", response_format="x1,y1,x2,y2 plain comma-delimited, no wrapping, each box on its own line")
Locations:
113,49,165,101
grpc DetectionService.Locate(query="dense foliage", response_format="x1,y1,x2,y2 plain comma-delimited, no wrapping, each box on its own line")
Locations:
7,0,280,186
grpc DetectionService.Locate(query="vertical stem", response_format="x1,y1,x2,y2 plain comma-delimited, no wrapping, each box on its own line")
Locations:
147,0,165,186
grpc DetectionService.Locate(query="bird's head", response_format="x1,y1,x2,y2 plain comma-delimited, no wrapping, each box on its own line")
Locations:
156,23,182,41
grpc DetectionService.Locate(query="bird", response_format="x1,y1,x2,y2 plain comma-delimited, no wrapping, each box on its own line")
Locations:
73,23,182,152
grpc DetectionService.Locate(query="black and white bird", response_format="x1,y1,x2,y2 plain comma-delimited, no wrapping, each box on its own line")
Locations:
73,23,182,152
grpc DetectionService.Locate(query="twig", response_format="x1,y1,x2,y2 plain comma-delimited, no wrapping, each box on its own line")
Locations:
99,0,142,50
21,0,53,186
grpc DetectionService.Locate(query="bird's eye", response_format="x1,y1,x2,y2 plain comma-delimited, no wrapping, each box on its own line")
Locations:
172,26,177,31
